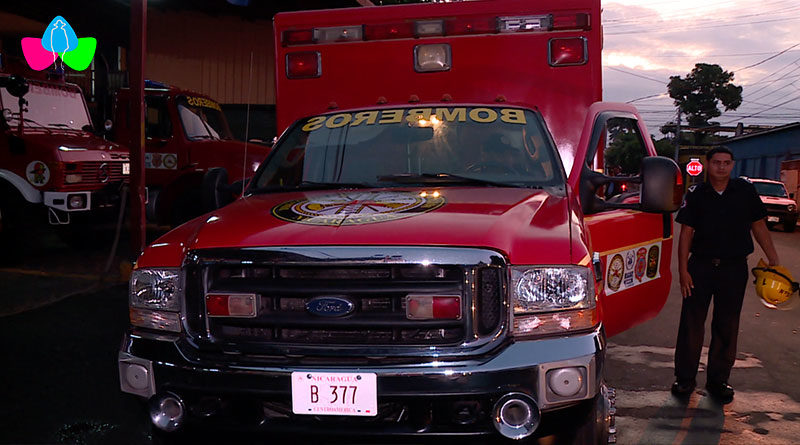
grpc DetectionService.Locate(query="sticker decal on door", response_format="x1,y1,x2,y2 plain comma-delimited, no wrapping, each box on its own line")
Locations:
605,241,662,295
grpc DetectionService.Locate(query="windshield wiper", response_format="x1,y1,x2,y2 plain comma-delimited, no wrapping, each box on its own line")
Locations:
377,173,515,188
250,181,375,194
6,116,52,133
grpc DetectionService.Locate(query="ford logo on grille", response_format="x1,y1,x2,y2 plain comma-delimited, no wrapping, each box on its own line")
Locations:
306,296,355,317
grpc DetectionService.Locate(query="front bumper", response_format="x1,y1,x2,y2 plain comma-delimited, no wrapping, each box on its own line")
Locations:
766,208,798,222
119,327,604,437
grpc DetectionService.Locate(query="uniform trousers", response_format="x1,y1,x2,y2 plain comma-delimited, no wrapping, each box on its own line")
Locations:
674,255,748,384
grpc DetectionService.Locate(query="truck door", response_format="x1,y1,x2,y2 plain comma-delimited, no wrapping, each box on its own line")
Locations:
143,95,177,186
580,112,673,337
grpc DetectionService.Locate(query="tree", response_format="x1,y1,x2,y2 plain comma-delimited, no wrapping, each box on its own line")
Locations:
667,63,742,127
605,134,675,174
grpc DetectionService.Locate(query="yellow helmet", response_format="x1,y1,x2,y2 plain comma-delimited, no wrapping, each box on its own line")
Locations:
752,259,799,310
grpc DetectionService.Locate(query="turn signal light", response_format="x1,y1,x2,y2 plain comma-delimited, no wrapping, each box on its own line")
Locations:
206,293,257,317
406,295,461,320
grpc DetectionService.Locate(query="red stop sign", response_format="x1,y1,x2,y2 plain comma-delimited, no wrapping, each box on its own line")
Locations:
686,159,703,176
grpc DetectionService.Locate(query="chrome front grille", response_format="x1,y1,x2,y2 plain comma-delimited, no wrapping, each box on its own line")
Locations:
183,247,507,357
61,160,129,191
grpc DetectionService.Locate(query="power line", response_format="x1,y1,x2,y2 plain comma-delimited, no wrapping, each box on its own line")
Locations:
606,66,666,84
721,91,800,124
601,0,788,25
605,15,800,36
603,0,800,28
733,42,800,72
626,93,668,103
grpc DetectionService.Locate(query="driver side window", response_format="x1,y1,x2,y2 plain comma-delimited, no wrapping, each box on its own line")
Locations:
145,96,172,140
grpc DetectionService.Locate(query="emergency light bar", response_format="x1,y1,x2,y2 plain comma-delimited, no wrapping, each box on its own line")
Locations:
282,13,590,46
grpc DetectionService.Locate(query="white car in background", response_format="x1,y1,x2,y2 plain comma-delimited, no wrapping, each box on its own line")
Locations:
743,177,798,232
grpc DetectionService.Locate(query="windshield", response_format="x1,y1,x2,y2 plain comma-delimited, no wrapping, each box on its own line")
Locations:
251,107,563,191
177,96,233,140
0,81,91,130
752,181,788,198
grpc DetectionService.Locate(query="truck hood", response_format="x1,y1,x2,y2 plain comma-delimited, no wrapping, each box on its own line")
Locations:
760,195,796,207
189,139,270,181
21,131,128,162
144,186,573,267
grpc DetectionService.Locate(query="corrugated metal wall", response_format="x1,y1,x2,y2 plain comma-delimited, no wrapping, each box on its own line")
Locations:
145,10,275,105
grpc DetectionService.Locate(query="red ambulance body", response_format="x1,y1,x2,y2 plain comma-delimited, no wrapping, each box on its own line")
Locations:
119,1,681,442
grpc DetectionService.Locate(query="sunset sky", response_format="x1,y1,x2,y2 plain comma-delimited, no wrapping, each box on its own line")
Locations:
601,0,800,136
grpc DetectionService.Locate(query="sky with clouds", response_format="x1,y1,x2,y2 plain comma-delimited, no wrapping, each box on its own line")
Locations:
601,0,800,137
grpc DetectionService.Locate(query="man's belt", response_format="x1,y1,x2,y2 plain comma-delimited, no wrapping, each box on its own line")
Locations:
691,255,747,266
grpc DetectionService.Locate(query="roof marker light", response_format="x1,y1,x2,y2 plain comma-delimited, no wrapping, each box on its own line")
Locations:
365,22,414,41
415,20,444,37
283,29,314,46
552,13,591,31
314,26,363,43
445,16,495,35
498,15,551,32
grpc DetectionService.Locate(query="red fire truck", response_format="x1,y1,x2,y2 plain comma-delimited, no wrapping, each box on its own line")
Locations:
111,81,270,225
119,1,681,442
0,72,129,247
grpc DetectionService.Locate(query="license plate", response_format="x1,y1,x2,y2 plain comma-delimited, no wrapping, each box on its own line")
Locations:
291,372,377,416
122,163,130,175
768,216,779,222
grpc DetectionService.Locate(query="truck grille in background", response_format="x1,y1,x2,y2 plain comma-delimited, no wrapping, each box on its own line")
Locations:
765,203,789,213
183,248,507,353
60,161,129,191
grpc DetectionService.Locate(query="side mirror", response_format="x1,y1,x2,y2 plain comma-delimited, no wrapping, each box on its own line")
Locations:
580,156,681,215
791,192,795,199
104,119,113,132
639,156,682,213
202,167,235,212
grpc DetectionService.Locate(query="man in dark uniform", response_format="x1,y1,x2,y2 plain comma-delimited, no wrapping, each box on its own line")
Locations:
671,145,779,403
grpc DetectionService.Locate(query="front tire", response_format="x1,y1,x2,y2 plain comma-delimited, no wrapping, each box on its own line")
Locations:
783,217,797,233
570,385,613,445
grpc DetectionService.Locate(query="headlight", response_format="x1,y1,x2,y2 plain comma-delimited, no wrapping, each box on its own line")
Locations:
511,266,592,313
510,266,597,336
788,204,797,212
129,269,182,311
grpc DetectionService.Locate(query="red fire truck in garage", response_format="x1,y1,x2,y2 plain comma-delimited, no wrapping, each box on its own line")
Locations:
119,0,681,442
0,72,129,247
111,81,270,225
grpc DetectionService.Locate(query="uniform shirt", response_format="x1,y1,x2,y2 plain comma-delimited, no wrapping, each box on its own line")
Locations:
675,178,767,259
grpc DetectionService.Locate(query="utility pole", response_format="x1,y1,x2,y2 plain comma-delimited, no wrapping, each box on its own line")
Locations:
673,107,681,162
129,0,147,256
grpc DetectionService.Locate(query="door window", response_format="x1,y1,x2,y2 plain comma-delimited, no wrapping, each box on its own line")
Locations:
145,96,172,139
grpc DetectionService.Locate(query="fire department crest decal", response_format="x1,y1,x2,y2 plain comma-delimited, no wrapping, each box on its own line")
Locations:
635,247,647,282
604,241,663,295
272,191,445,226
646,245,660,278
26,161,50,186
607,254,624,292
